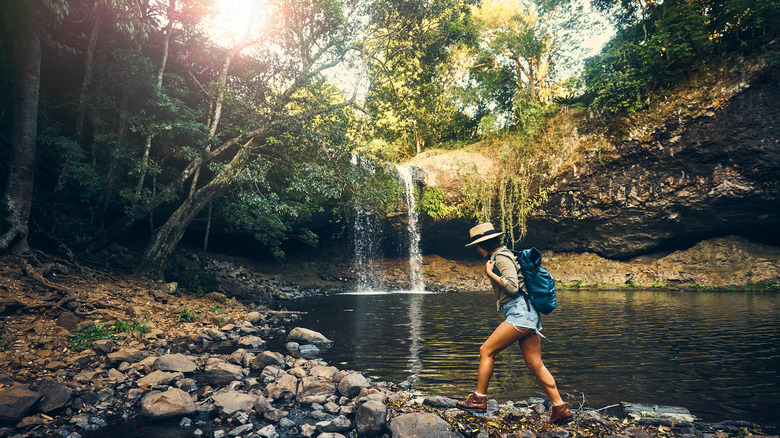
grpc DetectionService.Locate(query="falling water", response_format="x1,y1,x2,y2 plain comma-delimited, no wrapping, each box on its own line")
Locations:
396,165,424,291
350,154,384,291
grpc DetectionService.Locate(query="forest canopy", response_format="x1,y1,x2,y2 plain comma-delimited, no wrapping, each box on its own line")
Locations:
0,0,777,276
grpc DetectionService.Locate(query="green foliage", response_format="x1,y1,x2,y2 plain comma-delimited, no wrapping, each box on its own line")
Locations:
175,308,200,324
460,173,497,223
419,187,458,218
112,316,150,335
69,316,151,352
69,323,113,352
652,281,672,288
584,0,780,113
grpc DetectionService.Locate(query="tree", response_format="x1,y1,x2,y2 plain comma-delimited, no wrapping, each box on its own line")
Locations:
472,0,587,107
365,0,478,157
130,0,366,277
0,0,69,254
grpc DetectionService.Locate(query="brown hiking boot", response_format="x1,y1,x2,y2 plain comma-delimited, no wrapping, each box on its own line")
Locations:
544,403,573,425
456,393,488,412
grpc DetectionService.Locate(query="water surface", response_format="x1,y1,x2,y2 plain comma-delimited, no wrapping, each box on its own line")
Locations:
280,289,780,426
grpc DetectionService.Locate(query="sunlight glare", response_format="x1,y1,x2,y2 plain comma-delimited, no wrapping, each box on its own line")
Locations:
207,0,271,47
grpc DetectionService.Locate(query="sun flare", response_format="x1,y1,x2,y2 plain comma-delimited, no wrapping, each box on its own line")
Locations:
206,0,271,47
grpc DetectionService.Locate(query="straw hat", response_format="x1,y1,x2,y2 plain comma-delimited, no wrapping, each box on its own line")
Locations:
465,223,503,247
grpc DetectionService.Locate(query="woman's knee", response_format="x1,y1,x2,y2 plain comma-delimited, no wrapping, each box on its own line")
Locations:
479,343,499,358
524,357,544,372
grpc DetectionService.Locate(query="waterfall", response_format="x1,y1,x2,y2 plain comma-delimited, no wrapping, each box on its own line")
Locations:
350,154,384,291
396,165,424,291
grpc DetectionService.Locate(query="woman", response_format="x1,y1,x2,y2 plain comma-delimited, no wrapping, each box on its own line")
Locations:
457,223,573,425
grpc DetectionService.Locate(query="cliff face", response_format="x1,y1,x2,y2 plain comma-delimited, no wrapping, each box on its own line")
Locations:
523,65,780,258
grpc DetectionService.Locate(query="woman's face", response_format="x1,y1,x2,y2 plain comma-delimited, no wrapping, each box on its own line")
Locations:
476,246,490,258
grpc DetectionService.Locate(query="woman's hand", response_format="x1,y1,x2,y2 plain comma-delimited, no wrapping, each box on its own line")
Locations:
486,259,496,275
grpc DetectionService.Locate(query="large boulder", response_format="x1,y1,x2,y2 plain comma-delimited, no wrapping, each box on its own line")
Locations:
155,353,197,373
287,327,332,346
211,390,259,416
264,373,297,401
337,372,370,397
0,387,41,423
297,377,337,404
137,370,184,389
140,388,195,419
355,400,387,436
387,412,462,438
201,358,245,386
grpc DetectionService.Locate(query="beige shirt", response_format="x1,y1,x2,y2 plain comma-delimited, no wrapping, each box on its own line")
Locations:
490,247,525,310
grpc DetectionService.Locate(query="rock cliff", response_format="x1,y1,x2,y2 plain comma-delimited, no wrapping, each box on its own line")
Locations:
525,64,780,258
410,63,780,260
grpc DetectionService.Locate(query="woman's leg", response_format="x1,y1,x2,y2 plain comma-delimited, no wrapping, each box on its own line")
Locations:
519,333,564,406
476,322,531,395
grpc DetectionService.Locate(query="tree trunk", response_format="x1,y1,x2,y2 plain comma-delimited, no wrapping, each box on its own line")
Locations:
137,178,222,279
136,0,176,197
137,137,259,277
0,12,41,254
76,15,102,145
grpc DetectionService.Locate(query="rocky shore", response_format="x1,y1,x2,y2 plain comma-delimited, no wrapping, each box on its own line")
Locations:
0,253,777,438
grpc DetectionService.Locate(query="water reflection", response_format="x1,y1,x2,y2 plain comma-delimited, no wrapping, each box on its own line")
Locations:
281,290,780,426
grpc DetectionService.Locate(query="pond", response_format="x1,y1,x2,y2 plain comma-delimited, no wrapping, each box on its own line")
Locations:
279,289,780,427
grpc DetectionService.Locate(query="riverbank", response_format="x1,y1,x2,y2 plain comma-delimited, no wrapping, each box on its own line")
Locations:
234,235,780,293
0,251,778,437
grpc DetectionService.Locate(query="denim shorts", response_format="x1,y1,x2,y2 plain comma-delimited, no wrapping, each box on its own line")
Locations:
502,295,542,332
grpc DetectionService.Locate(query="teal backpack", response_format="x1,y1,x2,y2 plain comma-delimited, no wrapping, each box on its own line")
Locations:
493,247,557,314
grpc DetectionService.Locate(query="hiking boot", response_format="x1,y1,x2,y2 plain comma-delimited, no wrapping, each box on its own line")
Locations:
544,403,573,425
456,393,488,412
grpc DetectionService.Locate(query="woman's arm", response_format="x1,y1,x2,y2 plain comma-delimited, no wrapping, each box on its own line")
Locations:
491,252,520,294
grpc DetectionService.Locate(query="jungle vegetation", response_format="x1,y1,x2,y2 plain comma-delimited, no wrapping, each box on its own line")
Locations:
1,0,777,275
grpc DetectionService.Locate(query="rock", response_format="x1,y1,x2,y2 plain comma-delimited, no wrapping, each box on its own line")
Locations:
316,415,352,433
338,373,371,397
140,387,196,419
238,335,265,349
538,427,570,438
155,353,197,373
256,424,277,438
356,400,387,436
287,327,332,346
423,396,457,409
201,358,245,386
211,391,258,416
387,412,461,437
55,312,80,331
34,382,72,414
508,430,537,438
177,378,198,392
0,387,42,423
107,348,147,366
246,311,263,323
252,351,285,370
137,370,184,389
254,395,272,414
309,365,339,379
263,408,287,422
297,344,321,358
265,373,298,400
297,377,337,404
227,349,251,367
92,339,116,354
228,423,254,436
